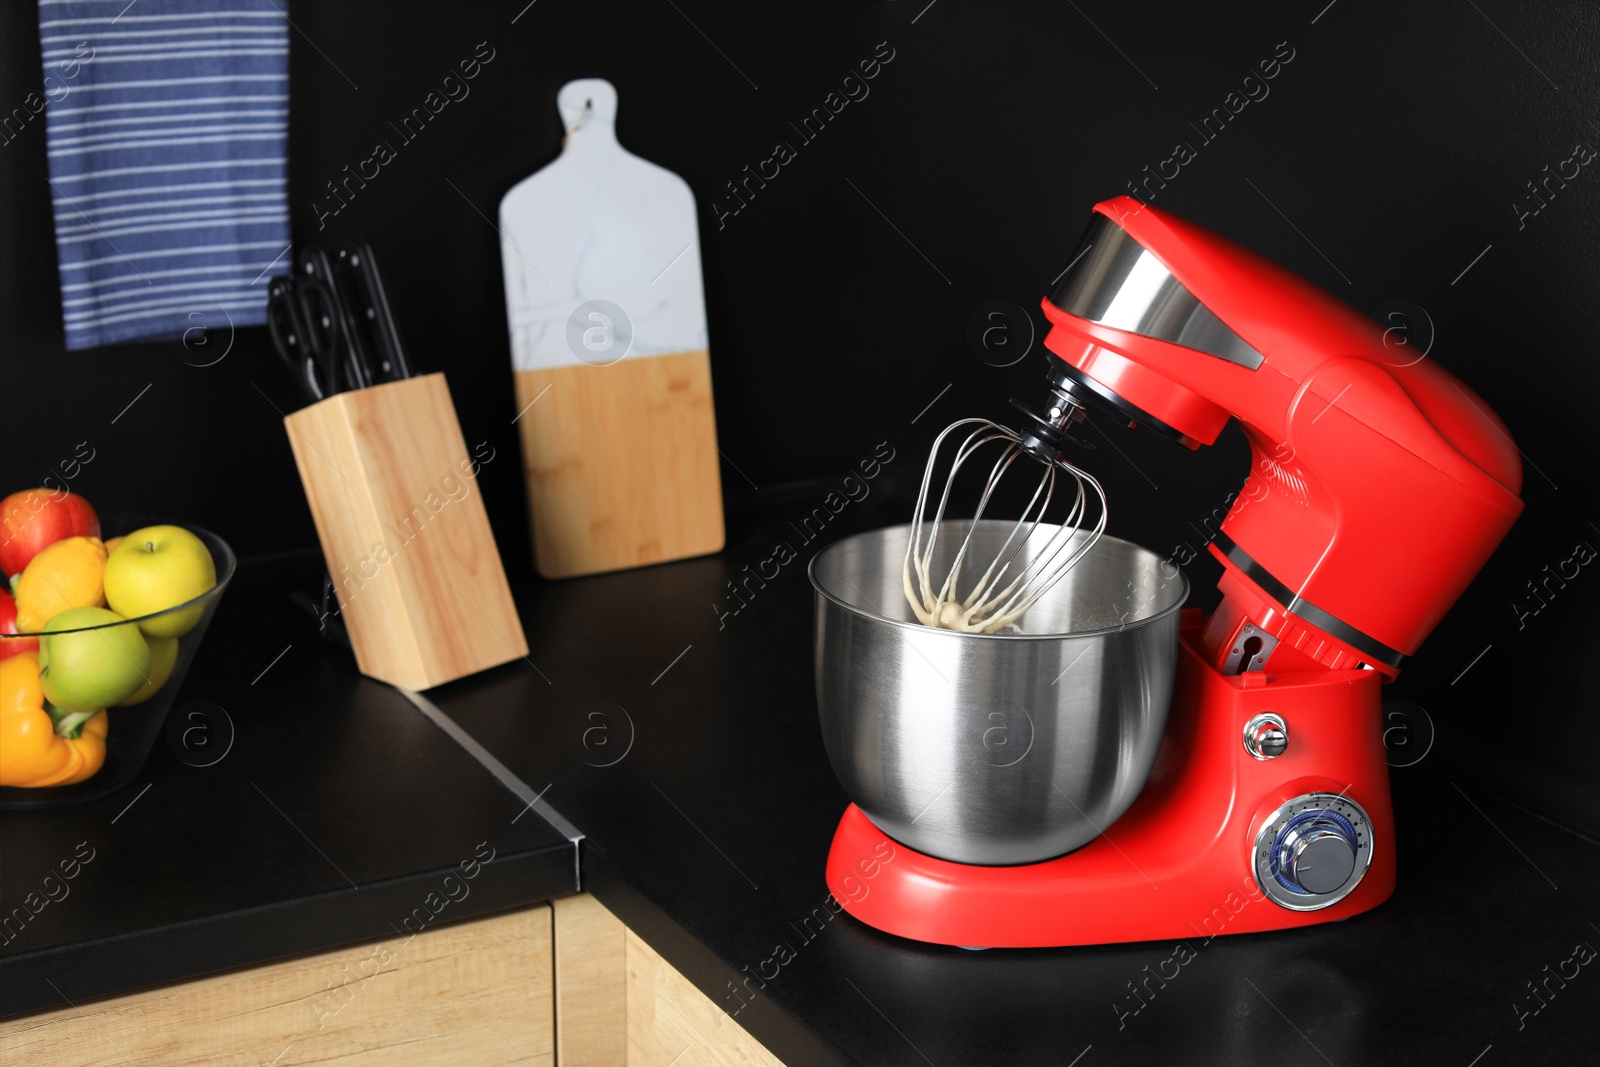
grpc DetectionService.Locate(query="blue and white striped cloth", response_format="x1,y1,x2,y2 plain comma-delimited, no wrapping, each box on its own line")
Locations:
38,0,291,350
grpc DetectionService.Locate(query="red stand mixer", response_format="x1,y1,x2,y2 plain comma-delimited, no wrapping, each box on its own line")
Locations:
814,196,1524,947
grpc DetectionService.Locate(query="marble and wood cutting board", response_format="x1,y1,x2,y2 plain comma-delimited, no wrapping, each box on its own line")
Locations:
499,78,724,579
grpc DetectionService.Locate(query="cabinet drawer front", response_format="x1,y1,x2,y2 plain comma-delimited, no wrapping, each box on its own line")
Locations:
3,905,554,1067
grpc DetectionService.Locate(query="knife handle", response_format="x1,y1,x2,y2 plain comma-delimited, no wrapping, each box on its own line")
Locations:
340,240,412,381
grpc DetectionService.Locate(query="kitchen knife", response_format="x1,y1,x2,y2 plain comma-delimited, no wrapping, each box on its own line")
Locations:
337,239,413,381
296,244,372,392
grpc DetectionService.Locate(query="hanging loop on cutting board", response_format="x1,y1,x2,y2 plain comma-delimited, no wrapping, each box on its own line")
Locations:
558,77,617,139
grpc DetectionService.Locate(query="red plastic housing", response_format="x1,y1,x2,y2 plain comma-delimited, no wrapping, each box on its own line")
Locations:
1040,197,1524,676
825,613,1395,947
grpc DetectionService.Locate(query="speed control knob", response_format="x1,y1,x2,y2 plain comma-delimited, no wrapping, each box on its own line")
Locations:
1253,793,1374,910
1283,825,1356,894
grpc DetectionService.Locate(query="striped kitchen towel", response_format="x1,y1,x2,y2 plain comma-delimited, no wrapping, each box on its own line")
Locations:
38,0,291,350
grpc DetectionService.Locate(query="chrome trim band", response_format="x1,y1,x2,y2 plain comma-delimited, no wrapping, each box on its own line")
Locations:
1212,532,1408,670
398,688,585,893
1048,214,1266,370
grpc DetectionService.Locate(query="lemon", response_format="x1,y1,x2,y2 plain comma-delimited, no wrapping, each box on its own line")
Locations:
15,536,107,633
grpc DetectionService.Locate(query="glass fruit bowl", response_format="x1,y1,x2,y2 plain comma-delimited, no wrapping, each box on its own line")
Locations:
0,520,234,809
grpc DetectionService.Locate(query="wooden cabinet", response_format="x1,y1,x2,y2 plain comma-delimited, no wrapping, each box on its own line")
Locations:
2,896,780,1067
2,906,555,1066
553,894,781,1067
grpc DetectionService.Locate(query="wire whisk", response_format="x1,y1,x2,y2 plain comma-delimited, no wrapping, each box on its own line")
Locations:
903,417,1108,634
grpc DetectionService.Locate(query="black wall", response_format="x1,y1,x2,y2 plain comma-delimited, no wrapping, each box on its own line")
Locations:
3,2,1597,830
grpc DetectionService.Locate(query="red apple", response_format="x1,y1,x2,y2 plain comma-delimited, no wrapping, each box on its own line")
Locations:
0,588,38,658
0,489,100,580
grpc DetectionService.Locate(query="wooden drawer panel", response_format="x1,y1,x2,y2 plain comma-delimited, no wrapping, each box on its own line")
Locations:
552,894,780,1067
625,928,782,1067
2,905,554,1067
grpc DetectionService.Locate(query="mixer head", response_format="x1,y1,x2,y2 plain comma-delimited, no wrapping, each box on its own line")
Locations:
1024,196,1524,676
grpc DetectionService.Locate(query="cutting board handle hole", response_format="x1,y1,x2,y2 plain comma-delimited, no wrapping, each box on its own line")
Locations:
559,78,618,134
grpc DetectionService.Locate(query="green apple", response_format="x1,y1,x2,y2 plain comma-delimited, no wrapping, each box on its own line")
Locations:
40,606,152,712
104,525,216,638
116,634,179,706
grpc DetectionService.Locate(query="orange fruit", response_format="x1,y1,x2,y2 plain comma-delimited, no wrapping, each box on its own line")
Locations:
103,536,124,555
14,536,107,633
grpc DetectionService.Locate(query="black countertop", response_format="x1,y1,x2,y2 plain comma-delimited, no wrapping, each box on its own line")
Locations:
0,561,577,1019
5,491,1599,1066
431,490,1600,1067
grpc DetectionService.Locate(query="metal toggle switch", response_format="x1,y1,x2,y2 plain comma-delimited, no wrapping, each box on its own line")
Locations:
1243,713,1288,760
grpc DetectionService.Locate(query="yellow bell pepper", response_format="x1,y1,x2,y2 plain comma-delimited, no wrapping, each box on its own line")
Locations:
0,652,107,787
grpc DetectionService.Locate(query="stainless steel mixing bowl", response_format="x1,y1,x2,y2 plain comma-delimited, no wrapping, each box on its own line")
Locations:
811,521,1188,865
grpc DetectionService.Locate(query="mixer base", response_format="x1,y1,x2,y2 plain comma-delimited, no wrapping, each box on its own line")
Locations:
824,612,1397,947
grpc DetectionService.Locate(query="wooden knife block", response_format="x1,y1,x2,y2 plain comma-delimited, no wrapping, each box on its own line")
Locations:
283,373,528,690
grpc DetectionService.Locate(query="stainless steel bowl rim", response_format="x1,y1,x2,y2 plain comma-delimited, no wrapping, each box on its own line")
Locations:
808,524,1189,641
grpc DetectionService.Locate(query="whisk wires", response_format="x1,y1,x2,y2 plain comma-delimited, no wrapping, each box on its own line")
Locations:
903,418,1108,634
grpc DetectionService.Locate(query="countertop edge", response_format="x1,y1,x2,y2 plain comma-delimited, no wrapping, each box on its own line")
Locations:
0,842,576,1022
